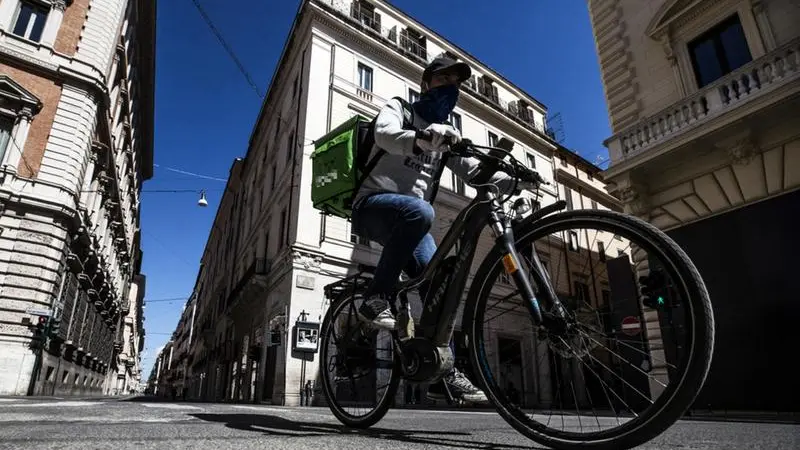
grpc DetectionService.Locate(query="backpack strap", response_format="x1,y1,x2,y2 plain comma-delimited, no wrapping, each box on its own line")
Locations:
357,97,415,184
351,97,416,208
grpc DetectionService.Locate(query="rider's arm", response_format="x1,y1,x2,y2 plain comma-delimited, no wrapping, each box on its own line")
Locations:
373,98,418,156
447,156,517,194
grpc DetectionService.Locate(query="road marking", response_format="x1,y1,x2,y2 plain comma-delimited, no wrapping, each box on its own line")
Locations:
3,401,100,407
230,405,303,413
396,409,498,416
139,403,202,410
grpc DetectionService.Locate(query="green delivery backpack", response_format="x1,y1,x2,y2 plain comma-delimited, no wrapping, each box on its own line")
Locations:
311,97,414,219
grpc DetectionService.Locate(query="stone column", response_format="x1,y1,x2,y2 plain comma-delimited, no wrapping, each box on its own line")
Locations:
0,0,19,31
751,0,776,51
40,0,67,48
659,31,686,97
4,107,33,172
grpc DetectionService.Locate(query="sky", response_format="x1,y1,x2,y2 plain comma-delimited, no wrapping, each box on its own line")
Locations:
138,0,612,377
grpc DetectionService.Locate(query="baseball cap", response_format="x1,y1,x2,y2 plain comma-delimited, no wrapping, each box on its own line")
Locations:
422,54,472,83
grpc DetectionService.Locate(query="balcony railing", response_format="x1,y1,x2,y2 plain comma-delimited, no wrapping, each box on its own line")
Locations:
608,37,800,163
320,0,432,65
318,0,554,140
332,74,387,107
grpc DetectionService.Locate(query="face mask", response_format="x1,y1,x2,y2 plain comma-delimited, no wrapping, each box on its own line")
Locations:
413,83,459,123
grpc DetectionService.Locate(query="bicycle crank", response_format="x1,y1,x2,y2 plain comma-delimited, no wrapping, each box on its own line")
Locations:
399,337,454,382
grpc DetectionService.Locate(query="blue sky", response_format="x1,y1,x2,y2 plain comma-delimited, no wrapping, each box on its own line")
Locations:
139,0,611,376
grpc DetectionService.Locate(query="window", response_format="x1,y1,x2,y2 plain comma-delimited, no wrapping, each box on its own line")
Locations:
349,226,369,246
568,230,579,252
357,63,373,91
688,14,752,88
563,186,573,210
0,115,13,164
487,131,498,146
279,208,287,247
449,112,462,133
292,75,299,99
408,88,420,103
574,281,590,304
12,1,48,42
526,153,536,169
597,241,606,262
287,130,295,164
271,164,277,190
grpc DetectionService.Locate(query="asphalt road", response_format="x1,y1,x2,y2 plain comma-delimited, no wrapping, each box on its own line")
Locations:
0,396,797,449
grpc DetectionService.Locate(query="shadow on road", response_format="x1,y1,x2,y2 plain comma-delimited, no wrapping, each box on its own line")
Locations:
190,413,542,449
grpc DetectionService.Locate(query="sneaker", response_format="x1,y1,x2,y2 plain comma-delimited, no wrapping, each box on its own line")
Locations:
427,368,489,404
357,294,397,330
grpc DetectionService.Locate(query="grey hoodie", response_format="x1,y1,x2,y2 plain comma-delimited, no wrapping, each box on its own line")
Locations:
353,98,516,207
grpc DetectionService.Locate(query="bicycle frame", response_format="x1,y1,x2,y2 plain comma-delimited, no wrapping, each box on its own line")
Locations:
395,184,567,349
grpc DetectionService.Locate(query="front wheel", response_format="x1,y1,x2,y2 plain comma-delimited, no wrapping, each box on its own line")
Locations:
464,209,714,450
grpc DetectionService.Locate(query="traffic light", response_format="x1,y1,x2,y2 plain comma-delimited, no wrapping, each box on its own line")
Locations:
639,268,668,310
35,315,48,334
29,315,48,349
49,316,61,338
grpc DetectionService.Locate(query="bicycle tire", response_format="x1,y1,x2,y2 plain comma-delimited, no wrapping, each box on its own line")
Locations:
463,208,714,450
319,294,401,428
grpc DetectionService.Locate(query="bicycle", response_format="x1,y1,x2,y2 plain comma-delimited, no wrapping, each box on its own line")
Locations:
317,133,714,450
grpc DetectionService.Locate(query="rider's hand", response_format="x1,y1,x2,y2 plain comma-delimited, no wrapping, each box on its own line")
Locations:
517,180,539,192
417,123,461,152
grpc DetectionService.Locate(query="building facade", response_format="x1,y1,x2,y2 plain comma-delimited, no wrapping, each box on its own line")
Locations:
156,0,628,407
587,0,799,411
0,0,155,396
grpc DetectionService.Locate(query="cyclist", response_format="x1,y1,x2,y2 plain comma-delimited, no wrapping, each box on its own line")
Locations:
349,54,532,404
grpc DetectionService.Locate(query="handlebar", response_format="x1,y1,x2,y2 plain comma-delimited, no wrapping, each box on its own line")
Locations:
415,130,550,188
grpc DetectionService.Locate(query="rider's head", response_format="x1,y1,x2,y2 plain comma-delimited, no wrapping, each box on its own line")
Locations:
415,54,471,123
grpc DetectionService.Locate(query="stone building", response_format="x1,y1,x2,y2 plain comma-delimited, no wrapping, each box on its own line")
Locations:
0,0,155,396
587,0,799,411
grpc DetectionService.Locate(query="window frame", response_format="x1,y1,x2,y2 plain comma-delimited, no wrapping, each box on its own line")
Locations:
11,0,49,43
357,62,374,92
687,13,752,88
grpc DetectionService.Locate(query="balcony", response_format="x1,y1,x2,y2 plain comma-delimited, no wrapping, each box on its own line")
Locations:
320,0,433,67
605,37,800,170
317,0,554,141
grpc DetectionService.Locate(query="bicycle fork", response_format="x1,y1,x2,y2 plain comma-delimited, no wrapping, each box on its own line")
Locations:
488,210,567,327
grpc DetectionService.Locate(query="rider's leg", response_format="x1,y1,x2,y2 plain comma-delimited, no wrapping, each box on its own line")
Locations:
395,219,489,405
352,193,435,330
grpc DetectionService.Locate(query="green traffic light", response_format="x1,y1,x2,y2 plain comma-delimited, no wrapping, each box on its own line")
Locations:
657,296,665,306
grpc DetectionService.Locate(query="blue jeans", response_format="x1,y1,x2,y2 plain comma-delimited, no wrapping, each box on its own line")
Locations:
352,193,437,300
354,194,461,379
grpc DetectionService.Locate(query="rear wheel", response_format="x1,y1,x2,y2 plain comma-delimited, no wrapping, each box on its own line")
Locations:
464,209,714,450
319,293,401,428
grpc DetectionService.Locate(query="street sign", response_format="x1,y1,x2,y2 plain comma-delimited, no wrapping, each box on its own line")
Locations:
621,316,641,336
26,308,51,317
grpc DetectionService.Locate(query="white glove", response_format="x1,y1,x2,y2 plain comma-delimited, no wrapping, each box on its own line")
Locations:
417,123,461,152
517,180,539,192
